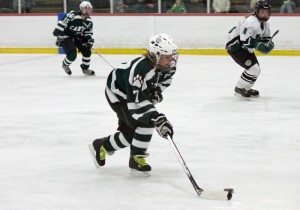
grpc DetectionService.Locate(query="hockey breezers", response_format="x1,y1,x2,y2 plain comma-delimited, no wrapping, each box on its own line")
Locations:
167,136,233,200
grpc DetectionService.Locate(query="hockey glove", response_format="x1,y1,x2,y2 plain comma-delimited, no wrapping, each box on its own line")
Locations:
55,35,68,47
151,113,173,139
55,39,62,47
83,38,94,49
150,89,163,105
255,41,274,54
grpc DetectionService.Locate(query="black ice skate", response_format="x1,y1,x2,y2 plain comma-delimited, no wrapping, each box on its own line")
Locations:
81,64,95,76
234,86,251,98
129,154,151,177
62,64,72,75
248,88,260,97
88,137,114,168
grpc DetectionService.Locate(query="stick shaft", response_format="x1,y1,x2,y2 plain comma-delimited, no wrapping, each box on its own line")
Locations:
167,136,203,195
167,136,232,200
271,30,279,40
92,49,115,69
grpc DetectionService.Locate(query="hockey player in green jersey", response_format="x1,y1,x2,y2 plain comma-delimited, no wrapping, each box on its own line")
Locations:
89,33,178,176
53,1,95,76
226,0,274,98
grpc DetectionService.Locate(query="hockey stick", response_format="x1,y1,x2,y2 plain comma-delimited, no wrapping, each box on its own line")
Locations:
271,30,279,41
167,135,233,200
92,49,115,69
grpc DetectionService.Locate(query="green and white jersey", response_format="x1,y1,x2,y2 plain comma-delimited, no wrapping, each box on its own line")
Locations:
226,15,271,53
106,56,176,126
53,11,93,41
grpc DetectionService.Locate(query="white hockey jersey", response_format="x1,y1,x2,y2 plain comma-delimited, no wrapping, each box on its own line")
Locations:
226,15,271,53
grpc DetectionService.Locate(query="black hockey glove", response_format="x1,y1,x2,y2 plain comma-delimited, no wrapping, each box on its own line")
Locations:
151,113,173,139
255,41,274,54
55,36,65,47
83,38,94,49
150,89,163,105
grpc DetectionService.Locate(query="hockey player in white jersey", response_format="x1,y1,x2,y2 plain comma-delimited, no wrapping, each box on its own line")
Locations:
226,0,274,98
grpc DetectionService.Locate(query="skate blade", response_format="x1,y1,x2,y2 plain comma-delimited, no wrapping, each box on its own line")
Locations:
88,144,100,169
130,169,151,177
234,93,251,101
83,73,96,76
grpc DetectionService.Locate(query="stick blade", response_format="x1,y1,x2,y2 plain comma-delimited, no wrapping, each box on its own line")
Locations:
199,190,233,201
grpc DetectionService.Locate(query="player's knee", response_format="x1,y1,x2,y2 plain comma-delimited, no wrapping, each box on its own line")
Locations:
121,129,134,143
118,124,135,141
67,51,77,61
82,49,91,57
246,64,261,76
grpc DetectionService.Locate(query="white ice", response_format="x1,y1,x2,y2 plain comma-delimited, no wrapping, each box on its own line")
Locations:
0,54,299,210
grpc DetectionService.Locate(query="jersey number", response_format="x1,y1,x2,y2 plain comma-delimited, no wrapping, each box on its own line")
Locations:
133,90,139,103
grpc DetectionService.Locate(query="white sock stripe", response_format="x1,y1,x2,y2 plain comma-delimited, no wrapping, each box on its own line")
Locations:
119,133,130,147
109,135,122,150
243,71,256,77
241,75,257,83
82,56,91,60
82,61,90,65
135,127,155,135
241,76,252,83
64,58,72,64
131,139,150,149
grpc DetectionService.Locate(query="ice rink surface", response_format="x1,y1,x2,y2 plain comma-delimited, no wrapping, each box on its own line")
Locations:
0,54,299,210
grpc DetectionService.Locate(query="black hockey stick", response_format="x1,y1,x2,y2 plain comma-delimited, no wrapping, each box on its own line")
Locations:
271,30,279,41
167,135,233,200
92,49,115,69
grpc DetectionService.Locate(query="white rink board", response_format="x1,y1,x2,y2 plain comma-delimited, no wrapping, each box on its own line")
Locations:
0,15,299,49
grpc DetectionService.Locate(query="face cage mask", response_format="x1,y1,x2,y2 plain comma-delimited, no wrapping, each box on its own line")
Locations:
156,53,178,71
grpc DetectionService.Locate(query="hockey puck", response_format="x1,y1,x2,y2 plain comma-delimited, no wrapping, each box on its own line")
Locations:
224,188,234,194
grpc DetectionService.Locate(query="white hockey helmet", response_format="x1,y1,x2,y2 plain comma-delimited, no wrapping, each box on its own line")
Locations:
148,33,178,70
79,1,93,11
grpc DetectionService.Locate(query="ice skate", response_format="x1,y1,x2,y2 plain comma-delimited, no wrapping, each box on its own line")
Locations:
248,88,260,97
89,137,114,168
62,64,72,75
234,86,251,98
129,154,151,177
81,64,95,76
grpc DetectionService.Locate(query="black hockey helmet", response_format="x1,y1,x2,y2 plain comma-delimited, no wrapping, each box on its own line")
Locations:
255,0,271,21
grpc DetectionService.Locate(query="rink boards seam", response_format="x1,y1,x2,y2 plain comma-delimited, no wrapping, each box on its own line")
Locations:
0,48,299,56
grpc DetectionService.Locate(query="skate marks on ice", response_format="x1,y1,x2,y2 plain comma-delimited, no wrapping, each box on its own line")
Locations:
1,55,300,210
